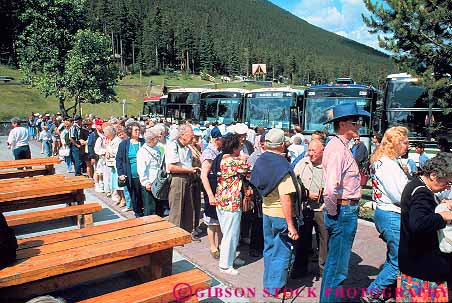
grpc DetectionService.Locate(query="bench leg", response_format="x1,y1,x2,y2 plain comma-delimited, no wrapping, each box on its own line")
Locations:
78,214,94,228
138,248,173,281
44,164,55,175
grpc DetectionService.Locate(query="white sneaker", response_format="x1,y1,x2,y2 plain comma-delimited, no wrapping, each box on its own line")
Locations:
219,267,239,275
233,257,246,267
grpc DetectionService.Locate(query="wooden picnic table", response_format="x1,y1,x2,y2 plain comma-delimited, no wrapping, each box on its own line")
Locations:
0,215,191,302
0,174,93,213
0,157,62,180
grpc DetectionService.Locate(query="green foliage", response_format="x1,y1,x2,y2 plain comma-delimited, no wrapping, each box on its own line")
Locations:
16,0,118,117
82,0,394,85
64,29,119,106
363,0,452,110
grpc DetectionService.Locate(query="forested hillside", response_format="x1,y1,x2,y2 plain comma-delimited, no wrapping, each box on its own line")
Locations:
1,0,396,85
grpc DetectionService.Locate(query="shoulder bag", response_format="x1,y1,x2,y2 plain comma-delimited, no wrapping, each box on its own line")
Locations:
151,153,171,200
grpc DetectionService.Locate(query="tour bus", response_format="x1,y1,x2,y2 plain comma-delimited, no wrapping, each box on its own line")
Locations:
164,88,205,123
382,73,452,144
302,78,379,150
142,95,167,117
243,88,303,130
199,88,246,126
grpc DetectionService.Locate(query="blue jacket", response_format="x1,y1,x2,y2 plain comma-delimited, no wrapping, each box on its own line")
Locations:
116,138,145,189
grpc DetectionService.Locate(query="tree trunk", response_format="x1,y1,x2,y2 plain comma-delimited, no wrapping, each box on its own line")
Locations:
59,98,68,118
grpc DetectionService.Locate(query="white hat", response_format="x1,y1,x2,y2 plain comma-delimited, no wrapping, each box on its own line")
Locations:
234,123,248,135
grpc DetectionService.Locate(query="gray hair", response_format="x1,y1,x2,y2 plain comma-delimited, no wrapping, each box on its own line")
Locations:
178,124,192,136
10,117,20,125
103,125,116,136
153,123,167,136
144,128,159,142
293,136,302,145
26,296,66,303
422,152,452,178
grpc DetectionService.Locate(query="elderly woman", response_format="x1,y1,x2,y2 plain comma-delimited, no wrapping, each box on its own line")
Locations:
200,126,224,259
104,126,122,201
215,134,251,275
116,122,145,217
398,152,452,302
361,126,410,302
59,120,73,173
136,128,161,216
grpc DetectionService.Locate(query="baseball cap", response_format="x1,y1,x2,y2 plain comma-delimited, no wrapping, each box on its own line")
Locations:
210,126,224,139
94,118,104,126
265,128,285,148
234,123,248,135
193,127,202,137
74,115,82,121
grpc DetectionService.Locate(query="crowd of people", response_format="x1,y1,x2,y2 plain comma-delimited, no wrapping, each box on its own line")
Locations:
4,104,452,302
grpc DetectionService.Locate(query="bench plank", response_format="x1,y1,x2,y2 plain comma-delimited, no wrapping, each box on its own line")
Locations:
0,174,66,185
5,203,102,227
0,220,191,287
16,220,174,260
77,269,211,303
1,255,152,301
0,180,93,202
0,178,92,191
0,158,61,169
18,215,163,249
0,191,79,213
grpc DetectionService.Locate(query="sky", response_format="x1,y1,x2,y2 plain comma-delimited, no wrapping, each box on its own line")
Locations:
269,0,382,51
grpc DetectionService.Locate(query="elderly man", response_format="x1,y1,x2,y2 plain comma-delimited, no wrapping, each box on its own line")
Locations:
7,117,31,160
166,124,201,236
69,115,84,176
251,128,300,300
320,103,370,302
292,139,327,278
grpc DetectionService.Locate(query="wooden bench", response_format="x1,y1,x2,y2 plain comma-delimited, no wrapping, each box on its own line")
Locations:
0,215,191,301
0,176,93,213
0,157,61,179
78,269,211,303
5,203,102,228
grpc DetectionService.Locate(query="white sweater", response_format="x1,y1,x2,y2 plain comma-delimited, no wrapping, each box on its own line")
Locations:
137,144,162,187
371,156,409,213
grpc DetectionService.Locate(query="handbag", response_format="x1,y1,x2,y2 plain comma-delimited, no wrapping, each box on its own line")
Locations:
241,178,254,212
118,176,127,187
106,158,115,167
58,146,70,157
151,154,171,200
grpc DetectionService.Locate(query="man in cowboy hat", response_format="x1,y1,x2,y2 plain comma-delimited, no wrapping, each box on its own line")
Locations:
319,102,370,303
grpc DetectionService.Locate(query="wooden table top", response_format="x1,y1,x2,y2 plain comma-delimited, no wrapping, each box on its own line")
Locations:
0,175,93,202
0,215,191,288
0,157,61,169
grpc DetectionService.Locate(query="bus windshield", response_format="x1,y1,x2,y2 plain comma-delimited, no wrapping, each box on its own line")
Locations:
386,80,427,108
304,97,370,135
246,97,292,129
205,98,240,125
168,92,201,104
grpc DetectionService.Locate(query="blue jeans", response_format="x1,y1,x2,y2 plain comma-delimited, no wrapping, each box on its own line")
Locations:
368,208,400,295
64,156,72,172
43,141,52,157
263,215,295,296
124,186,132,209
70,146,82,176
320,204,358,303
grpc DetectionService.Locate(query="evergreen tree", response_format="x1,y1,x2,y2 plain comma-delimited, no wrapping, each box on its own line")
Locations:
363,0,452,109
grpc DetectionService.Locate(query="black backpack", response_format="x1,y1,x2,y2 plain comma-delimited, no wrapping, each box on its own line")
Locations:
0,213,17,269
207,153,224,193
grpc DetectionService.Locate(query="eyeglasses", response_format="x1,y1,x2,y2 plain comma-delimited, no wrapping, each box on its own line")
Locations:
354,138,360,141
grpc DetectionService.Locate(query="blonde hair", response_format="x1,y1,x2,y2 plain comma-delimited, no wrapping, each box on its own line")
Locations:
371,126,408,164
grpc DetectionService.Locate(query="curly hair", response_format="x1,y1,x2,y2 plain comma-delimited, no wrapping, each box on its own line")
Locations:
126,121,142,137
221,134,241,154
371,126,408,164
422,152,452,178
